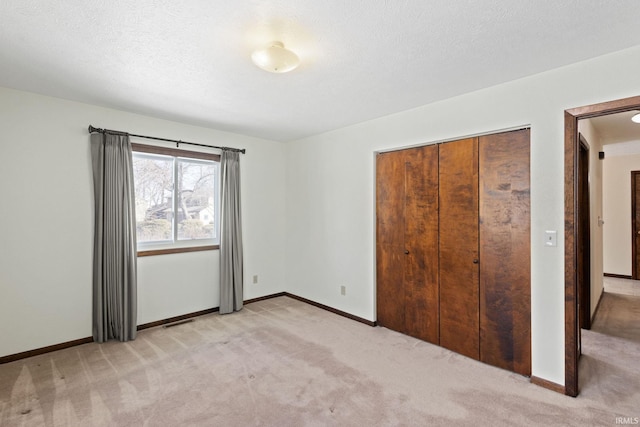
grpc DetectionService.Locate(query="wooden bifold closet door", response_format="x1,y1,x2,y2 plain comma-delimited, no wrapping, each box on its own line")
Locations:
439,137,480,360
478,130,531,375
376,145,439,344
376,128,531,377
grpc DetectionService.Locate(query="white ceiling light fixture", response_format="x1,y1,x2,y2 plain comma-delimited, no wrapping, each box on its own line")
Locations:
251,41,300,73
632,112,640,123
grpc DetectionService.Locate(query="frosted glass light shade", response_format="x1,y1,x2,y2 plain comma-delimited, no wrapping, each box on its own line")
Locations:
251,41,299,73
632,112,640,123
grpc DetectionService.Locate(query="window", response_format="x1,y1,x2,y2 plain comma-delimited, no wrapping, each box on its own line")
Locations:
131,143,220,256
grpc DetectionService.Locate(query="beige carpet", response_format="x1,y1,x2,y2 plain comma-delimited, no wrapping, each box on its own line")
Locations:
579,291,640,414
1,294,638,426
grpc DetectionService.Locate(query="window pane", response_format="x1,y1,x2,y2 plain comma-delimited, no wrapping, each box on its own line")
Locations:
132,153,174,242
177,158,217,241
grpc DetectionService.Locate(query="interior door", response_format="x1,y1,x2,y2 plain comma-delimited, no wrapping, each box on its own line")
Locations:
376,146,439,343
577,137,591,333
403,145,440,343
376,149,407,334
632,171,640,280
439,137,480,360
478,128,531,376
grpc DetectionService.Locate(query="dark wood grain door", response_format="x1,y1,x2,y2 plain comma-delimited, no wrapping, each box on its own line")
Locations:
376,146,439,343
403,145,439,343
439,137,480,360
577,138,591,333
478,129,531,376
377,149,407,334
633,171,640,280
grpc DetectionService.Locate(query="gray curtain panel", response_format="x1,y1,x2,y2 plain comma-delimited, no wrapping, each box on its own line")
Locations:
219,150,244,314
90,132,138,342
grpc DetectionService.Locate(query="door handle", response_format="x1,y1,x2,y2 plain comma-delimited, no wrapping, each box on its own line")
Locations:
473,259,479,264
404,250,410,255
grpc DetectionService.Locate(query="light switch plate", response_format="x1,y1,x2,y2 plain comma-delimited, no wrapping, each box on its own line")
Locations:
545,230,557,247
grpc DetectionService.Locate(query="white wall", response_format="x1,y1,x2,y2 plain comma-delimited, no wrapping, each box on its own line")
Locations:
0,87,287,357
602,152,640,276
577,119,604,317
4,45,640,389
285,45,640,386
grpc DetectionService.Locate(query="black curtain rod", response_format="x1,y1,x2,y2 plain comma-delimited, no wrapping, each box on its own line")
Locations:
87,125,246,154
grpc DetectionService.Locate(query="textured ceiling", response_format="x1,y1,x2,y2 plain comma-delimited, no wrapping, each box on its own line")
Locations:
589,111,640,146
589,111,640,157
2,1,640,142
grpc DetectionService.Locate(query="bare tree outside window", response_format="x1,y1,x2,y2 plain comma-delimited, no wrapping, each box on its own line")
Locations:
132,151,219,246
177,159,217,240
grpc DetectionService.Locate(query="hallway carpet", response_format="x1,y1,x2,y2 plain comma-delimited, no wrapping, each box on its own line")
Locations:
1,294,638,426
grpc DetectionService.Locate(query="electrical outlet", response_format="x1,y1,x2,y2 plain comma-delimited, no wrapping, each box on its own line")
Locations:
340,285,346,296
253,275,258,284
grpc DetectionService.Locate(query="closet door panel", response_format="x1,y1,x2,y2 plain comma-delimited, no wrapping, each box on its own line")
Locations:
439,138,480,359
376,150,406,333
479,129,531,376
404,145,439,343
